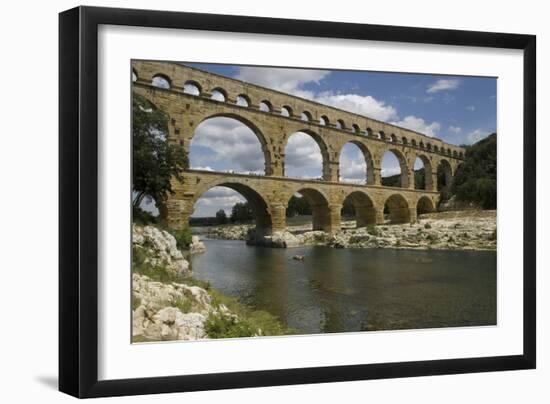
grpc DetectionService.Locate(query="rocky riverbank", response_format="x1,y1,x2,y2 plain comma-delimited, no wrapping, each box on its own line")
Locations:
202,210,497,251
132,224,289,342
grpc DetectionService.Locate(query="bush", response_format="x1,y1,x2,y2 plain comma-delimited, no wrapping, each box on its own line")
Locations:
133,205,158,226
205,313,257,339
171,225,193,249
366,225,380,236
424,223,432,229
132,245,180,283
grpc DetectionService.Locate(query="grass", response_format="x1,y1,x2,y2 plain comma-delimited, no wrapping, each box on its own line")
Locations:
132,246,181,283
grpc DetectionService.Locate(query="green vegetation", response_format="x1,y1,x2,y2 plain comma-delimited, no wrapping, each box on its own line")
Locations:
230,201,254,223
451,133,497,209
286,195,312,217
132,93,188,216
170,225,193,249
132,245,181,283
366,225,381,236
216,209,228,224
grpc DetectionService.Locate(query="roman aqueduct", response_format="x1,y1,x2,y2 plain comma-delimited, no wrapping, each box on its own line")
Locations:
132,60,466,235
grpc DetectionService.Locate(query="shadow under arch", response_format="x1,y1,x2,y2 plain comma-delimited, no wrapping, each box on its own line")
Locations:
342,190,377,227
414,154,434,190
437,158,453,190
384,193,411,224
192,181,272,235
338,140,376,185
284,129,331,181
417,195,435,215
193,113,273,175
381,148,410,188
291,187,332,232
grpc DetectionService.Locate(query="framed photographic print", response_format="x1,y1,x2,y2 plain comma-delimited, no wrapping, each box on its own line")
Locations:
59,6,536,398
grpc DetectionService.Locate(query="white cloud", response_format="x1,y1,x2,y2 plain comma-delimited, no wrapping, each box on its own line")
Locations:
426,79,460,93
314,92,398,122
339,144,367,184
284,132,323,178
466,105,475,111
381,166,401,177
235,66,328,99
191,186,246,217
390,115,441,137
449,126,462,134
190,118,265,173
466,129,489,144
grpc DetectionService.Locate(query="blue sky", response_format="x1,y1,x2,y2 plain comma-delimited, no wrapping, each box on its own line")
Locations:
172,62,496,217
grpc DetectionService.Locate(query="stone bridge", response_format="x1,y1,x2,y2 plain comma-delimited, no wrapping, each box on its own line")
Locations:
132,60,466,234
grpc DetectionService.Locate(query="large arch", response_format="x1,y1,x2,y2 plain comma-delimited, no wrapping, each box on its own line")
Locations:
191,182,272,234
417,196,435,216
192,113,272,175
384,194,411,224
342,190,376,227
437,159,453,190
381,149,410,188
414,154,434,190
284,129,330,180
290,188,332,232
338,141,375,185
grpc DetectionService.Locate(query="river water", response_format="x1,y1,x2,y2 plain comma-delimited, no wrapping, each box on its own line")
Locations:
189,239,496,334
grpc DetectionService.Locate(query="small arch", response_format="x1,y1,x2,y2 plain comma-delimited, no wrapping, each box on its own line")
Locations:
301,111,312,122
335,119,345,130
280,105,292,117
453,150,458,157
351,124,361,134
419,141,425,149
434,145,439,153
210,88,227,102
183,80,201,96
259,100,272,112
402,137,408,145
447,148,452,155
417,196,435,216
365,128,373,137
426,143,432,151
132,68,138,82
235,94,250,107
319,115,329,126
384,194,411,224
411,139,417,147
151,74,171,89
379,131,387,141
342,191,376,227
390,134,398,143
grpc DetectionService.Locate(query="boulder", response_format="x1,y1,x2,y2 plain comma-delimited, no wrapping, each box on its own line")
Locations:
189,235,206,255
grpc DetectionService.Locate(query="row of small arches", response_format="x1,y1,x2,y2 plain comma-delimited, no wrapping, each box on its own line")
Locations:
135,70,463,159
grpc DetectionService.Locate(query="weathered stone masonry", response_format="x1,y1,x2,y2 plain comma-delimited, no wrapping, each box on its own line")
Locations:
132,60,466,234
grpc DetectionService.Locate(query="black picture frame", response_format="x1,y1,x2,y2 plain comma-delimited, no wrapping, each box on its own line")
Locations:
59,5,536,398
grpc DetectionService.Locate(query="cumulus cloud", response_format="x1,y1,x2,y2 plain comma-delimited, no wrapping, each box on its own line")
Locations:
235,66,329,99
284,132,323,179
466,105,475,111
390,115,441,137
339,144,367,184
314,92,398,122
448,126,462,134
466,129,489,144
190,118,265,173
426,79,460,93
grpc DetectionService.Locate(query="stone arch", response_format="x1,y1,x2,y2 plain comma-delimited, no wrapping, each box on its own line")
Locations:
384,194,411,224
319,115,329,126
411,139,417,147
301,111,313,122
210,88,227,102
437,158,453,190
402,136,408,145
280,105,292,117
342,190,376,227
338,141,375,185
291,187,332,232
151,73,171,89
193,113,273,175
284,129,330,180
236,94,251,107
366,128,373,137
381,148,410,188
192,182,272,235
379,131,387,141
417,196,435,215
183,80,202,95
336,119,345,130
259,100,272,112
434,145,439,153
351,124,361,134
390,134,398,143
414,154,433,190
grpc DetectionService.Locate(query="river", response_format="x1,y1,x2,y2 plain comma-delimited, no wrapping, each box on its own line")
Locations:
189,239,497,334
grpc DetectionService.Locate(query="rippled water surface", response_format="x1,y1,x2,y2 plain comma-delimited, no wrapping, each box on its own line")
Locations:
189,239,497,334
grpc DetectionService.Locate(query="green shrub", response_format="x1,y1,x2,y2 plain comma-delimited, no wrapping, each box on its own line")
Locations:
424,223,432,229
132,245,180,283
366,225,380,236
170,225,193,249
205,313,257,339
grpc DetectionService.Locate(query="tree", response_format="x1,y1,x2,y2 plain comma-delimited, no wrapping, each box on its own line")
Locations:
230,202,254,223
215,209,228,224
286,195,312,217
132,94,188,218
